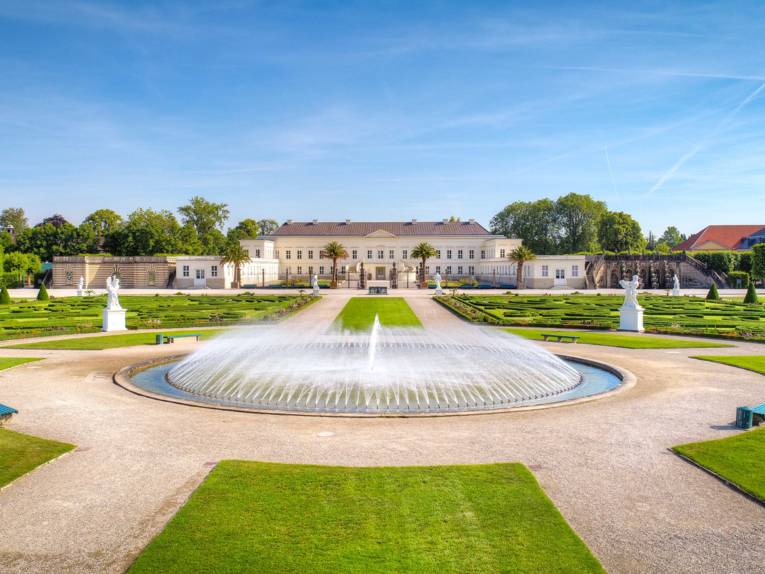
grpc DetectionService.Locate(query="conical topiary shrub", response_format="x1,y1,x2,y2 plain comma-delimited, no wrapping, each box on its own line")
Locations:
706,283,720,301
0,286,10,305
36,283,50,301
744,282,759,304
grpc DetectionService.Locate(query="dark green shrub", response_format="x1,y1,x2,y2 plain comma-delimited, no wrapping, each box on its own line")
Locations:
0,286,10,305
744,282,759,304
36,284,50,301
705,283,720,301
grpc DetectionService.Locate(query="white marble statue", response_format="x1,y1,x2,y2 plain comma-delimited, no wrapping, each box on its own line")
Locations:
671,275,681,297
105,275,122,310
311,274,320,296
76,276,85,296
434,272,443,295
618,274,644,331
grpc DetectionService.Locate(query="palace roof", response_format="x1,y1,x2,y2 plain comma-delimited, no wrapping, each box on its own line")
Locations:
676,225,765,251
270,220,493,237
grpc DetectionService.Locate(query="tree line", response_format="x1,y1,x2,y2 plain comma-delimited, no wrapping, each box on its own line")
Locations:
0,198,278,262
490,193,686,254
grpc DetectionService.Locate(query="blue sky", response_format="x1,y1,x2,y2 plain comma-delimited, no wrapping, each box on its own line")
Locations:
1,1,764,236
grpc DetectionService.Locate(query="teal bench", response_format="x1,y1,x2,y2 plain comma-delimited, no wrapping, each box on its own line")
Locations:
541,333,579,343
155,333,202,345
736,403,765,429
0,403,18,426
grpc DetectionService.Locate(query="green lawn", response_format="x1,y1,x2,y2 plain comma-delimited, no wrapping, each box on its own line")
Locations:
9,329,226,350
0,294,313,341
505,327,730,349
691,355,765,376
128,461,604,574
673,427,765,502
335,297,422,330
0,357,43,370
0,429,75,488
438,294,765,342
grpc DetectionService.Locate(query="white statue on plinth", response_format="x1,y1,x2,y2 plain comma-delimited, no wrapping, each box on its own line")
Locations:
311,274,320,296
102,275,127,332
434,272,443,295
671,275,681,297
106,275,122,310
618,274,644,332
76,276,85,296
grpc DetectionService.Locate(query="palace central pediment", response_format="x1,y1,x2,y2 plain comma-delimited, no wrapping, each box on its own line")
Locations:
365,229,397,238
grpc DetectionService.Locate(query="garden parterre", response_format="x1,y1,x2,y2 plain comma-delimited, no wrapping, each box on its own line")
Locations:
438,294,765,340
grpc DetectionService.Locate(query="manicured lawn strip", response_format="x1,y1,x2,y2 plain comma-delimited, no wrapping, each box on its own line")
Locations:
9,329,227,350
505,328,730,349
0,294,312,341
0,429,74,488
336,297,422,330
128,461,604,574
673,428,765,503
0,357,43,370
691,356,765,376
437,294,765,342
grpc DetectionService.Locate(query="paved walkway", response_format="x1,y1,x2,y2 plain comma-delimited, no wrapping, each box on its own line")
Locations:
0,293,764,573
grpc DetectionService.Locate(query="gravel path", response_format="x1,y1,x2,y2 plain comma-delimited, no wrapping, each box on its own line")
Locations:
0,292,764,573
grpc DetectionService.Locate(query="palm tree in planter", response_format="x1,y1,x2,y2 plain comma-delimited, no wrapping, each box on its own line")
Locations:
509,245,536,289
320,241,348,288
220,243,251,289
411,242,437,288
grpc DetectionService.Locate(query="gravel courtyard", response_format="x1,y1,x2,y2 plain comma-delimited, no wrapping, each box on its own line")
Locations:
1,291,764,573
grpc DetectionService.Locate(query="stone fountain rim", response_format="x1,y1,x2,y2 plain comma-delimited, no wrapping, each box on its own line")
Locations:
113,353,636,418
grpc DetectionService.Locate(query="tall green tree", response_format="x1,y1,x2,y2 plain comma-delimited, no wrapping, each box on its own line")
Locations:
509,245,536,289
320,241,348,288
490,199,559,254
226,218,261,244
105,209,190,256
554,193,607,253
410,242,437,288
178,196,230,254
81,209,123,252
0,207,28,233
598,211,645,253
257,219,279,235
659,226,685,248
15,221,90,260
220,243,251,288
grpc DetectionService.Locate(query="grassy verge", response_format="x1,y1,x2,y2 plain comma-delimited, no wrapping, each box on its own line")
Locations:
673,428,765,503
128,461,604,574
0,357,43,370
505,328,730,349
9,329,226,350
0,429,75,488
691,356,765,376
335,297,422,330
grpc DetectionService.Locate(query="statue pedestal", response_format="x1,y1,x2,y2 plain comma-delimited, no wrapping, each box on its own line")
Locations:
312,288,320,297
619,305,644,332
434,287,443,296
102,308,127,332
76,289,84,297
671,287,680,297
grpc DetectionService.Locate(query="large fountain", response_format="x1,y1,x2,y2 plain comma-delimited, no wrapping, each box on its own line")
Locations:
125,316,623,415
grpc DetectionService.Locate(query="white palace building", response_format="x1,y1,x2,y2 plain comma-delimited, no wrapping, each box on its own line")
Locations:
53,219,585,290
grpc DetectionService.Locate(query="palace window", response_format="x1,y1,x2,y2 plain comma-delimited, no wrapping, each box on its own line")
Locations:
352,249,358,259
286,250,292,259
297,266,303,275
447,250,452,259
572,265,579,277
436,265,441,274
541,265,549,277
556,269,565,279
402,249,408,259
468,265,475,274
367,250,373,259
481,250,486,259
389,249,394,259
182,265,190,277
446,266,452,274
457,266,463,275
469,249,474,259
308,266,313,275
319,266,325,275
457,250,463,259
341,265,346,273
297,250,302,259
195,269,204,280
500,249,506,258
377,250,384,259
436,250,441,258
308,250,313,259
211,265,218,278
255,248,261,258
425,266,430,274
